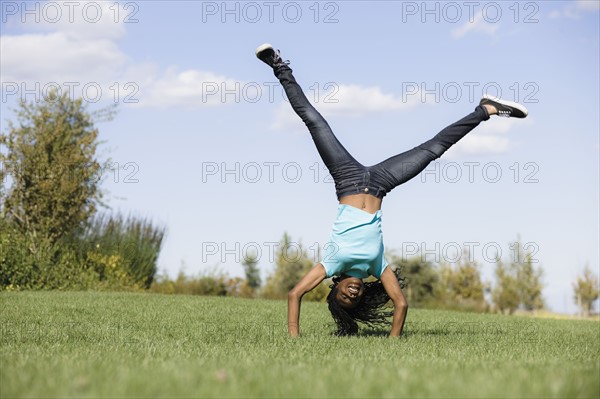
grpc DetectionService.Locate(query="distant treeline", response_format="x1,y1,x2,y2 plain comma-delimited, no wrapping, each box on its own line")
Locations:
150,232,546,315
2,93,597,317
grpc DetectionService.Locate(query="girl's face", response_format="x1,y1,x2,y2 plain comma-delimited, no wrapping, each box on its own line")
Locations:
335,276,365,309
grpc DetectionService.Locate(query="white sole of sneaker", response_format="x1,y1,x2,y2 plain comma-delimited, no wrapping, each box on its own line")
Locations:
482,94,528,117
255,43,273,57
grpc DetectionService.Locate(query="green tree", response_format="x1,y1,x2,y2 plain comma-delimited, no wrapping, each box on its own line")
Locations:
262,233,313,299
492,238,544,314
573,265,599,318
1,93,107,246
388,254,438,307
517,255,544,311
0,93,165,290
491,239,544,314
242,252,261,290
261,233,329,301
0,93,114,289
510,239,544,311
437,250,488,312
491,260,520,315
78,213,165,288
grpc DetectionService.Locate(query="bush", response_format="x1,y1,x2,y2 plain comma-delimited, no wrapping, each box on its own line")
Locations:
0,213,164,291
1,94,164,291
0,221,99,290
76,213,165,288
150,268,230,296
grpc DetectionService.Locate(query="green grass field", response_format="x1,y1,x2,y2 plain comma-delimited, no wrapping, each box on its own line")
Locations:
1,292,598,398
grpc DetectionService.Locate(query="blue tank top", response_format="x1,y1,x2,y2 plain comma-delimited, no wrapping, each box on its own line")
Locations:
320,204,388,279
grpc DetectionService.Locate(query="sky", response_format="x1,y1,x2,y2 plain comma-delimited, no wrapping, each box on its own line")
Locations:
1,0,599,314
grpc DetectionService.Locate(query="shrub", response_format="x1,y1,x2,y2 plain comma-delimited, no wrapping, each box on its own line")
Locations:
76,213,165,288
150,268,230,296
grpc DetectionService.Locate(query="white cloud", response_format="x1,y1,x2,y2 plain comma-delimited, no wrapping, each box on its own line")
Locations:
576,0,600,12
12,1,128,40
1,32,127,84
0,1,239,108
271,84,424,129
549,0,600,19
445,116,534,157
452,14,499,39
446,133,510,156
133,67,243,108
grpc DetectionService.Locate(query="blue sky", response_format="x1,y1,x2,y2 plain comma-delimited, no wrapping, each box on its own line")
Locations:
1,0,599,314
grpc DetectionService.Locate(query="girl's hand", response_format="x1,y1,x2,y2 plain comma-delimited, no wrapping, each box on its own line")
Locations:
288,264,327,337
380,267,409,337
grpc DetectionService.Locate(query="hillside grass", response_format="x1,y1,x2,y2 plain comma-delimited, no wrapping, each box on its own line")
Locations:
1,291,598,398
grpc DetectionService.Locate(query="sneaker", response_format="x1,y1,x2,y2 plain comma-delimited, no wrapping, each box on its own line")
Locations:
255,43,288,68
480,94,528,118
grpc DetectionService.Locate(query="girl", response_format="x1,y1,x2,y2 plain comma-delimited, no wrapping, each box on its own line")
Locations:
255,44,528,337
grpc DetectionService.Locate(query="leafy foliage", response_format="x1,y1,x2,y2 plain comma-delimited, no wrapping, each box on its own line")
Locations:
491,238,544,314
0,93,163,290
262,233,329,301
76,213,165,288
150,267,254,297
437,251,489,313
242,252,261,291
573,265,599,317
388,254,438,307
1,93,106,245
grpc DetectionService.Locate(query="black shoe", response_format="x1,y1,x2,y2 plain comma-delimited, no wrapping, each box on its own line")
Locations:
255,43,288,68
480,94,528,118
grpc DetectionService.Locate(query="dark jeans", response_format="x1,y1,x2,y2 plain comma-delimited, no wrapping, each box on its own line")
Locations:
274,64,490,200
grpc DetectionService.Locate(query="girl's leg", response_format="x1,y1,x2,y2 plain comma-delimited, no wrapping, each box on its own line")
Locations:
273,63,364,180
370,106,490,191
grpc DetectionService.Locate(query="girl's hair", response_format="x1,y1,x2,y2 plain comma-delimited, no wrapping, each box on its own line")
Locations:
326,268,405,336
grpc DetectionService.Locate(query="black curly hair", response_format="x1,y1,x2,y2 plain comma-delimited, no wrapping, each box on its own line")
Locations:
326,268,405,336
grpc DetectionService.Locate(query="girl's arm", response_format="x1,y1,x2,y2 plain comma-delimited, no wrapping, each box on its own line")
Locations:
287,264,327,337
380,267,409,337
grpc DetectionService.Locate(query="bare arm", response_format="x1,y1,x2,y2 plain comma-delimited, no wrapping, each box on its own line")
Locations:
380,267,409,337
287,264,327,337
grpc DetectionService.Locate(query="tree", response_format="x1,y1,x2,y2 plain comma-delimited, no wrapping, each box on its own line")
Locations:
388,254,438,307
260,233,329,301
437,250,488,312
79,213,165,288
242,252,261,290
517,254,544,311
573,265,599,318
262,233,313,299
1,93,107,247
491,260,520,315
0,93,165,290
0,93,113,288
491,239,544,314
510,238,544,311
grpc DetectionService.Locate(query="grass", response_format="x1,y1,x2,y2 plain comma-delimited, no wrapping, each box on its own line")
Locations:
1,291,599,398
